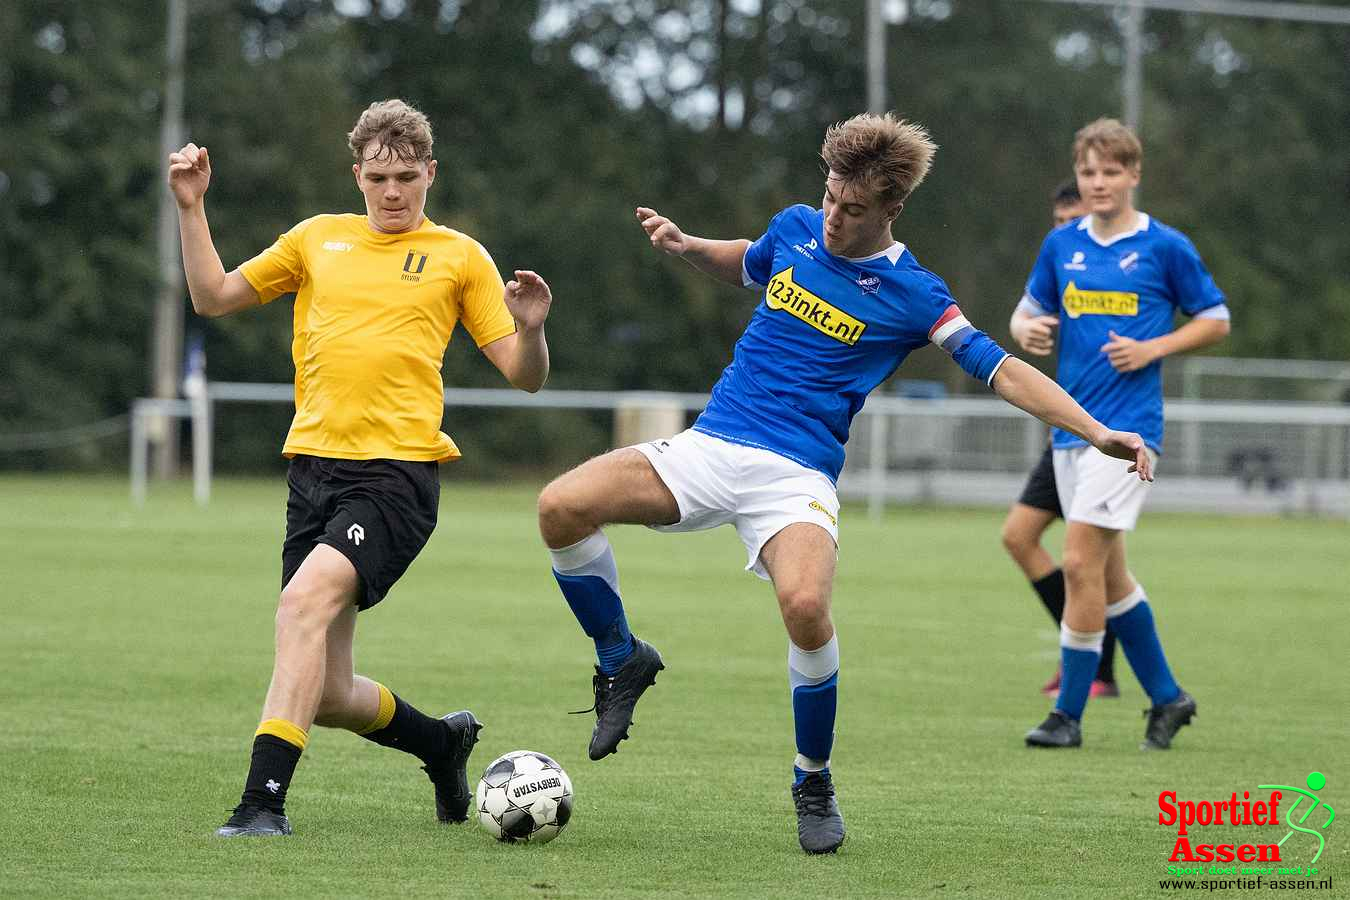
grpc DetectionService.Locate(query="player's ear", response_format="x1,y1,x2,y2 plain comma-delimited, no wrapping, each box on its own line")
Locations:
886,200,904,222
426,159,437,185
352,163,362,186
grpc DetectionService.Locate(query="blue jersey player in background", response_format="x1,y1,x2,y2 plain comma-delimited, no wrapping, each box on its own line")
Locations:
1021,118,1230,751
537,113,1152,854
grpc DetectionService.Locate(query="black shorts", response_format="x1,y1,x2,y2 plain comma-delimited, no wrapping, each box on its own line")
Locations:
1016,446,1062,517
282,455,439,610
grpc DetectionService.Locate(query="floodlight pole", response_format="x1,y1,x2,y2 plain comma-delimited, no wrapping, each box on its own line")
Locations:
150,0,187,479
867,0,886,113
1122,0,1144,130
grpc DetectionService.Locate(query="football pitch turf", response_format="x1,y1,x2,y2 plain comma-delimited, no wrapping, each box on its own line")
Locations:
3,475,1345,899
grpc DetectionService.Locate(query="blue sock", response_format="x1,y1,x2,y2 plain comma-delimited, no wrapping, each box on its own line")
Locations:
1054,623,1104,721
789,636,838,783
550,532,633,675
1107,586,1180,706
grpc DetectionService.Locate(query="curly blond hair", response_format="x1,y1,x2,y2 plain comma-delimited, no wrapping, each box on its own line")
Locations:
347,99,433,164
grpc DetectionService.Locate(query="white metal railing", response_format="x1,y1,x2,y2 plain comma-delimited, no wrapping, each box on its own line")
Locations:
129,384,1350,518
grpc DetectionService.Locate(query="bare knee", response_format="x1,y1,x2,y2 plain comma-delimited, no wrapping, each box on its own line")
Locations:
276,579,350,643
1060,547,1104,588
1000,519,1036,562
538,477,595,548
778,585,830,634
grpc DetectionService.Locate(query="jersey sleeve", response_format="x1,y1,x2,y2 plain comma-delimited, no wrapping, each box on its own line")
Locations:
458,240,516,348
1021,232,1060,315
1165,232,1226,315
922,278,1011,385
741,208,787,288
238,219,309,304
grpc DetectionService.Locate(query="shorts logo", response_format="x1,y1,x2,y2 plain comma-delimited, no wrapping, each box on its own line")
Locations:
347,523,365,545
401,251,428,282
766,267,867,345
808,500,837,526
1062,281,1139,318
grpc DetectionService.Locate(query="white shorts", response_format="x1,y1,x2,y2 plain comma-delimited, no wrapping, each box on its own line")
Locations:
1052,445,1158,531
631,429,840,580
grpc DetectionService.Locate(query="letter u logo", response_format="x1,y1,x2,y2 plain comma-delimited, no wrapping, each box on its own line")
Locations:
403,251,428,274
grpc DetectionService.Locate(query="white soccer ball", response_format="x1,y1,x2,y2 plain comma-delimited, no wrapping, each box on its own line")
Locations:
475,750,574,844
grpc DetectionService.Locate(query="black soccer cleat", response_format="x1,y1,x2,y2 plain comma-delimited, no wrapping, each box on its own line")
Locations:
422,710,484,823
574,637,664,761
1025,710,1083,748
1142,690,1196,750
792,772,846,854
216,804,292,837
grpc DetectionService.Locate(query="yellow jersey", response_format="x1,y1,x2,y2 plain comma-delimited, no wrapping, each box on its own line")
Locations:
239,213,515,462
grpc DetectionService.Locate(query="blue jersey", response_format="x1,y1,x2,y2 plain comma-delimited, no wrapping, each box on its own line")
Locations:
693,204,1009,481
1023,214,1225,452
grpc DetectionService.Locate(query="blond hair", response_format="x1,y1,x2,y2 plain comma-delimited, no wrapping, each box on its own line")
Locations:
820,113,937,206
347,99,433,164
1072,117,1142,169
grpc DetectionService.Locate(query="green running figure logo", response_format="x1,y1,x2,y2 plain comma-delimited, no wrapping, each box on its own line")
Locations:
1257,772,1335,864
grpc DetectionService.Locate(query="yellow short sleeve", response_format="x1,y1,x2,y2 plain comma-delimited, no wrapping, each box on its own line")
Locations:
239,220,309,303
459,241,515,348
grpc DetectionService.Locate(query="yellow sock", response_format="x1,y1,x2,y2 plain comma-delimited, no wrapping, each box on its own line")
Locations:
355,682,396,736
256,717,309,751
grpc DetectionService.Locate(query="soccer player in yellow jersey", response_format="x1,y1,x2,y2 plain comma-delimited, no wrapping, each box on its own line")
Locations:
168,99,553,837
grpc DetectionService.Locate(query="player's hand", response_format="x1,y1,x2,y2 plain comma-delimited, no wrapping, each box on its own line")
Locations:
504,270,552,331
167,142,212,210
1012,314,1059,356
1091,427,1154,482
1101,330,1161,372
635,207,688,256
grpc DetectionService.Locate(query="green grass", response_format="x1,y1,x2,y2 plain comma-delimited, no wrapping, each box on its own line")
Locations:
1,475,1345,899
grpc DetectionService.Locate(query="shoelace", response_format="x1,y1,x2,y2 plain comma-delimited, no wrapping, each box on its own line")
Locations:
794,782,835,817
568,672,613,716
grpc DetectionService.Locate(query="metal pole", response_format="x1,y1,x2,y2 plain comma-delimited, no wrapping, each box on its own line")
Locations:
1121,0,1144,130
866,0,886,113
151,0,188,478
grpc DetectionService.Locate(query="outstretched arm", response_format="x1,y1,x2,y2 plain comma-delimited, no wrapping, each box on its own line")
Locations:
992,357,1153,481
635,207,749,286
167,143,259,318
479,270,551,393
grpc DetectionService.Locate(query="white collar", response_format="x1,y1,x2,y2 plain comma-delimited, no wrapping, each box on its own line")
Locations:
1078,212,1150,247
844,241,906,265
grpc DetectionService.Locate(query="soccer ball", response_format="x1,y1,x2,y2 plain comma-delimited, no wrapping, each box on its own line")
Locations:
475,750,573,844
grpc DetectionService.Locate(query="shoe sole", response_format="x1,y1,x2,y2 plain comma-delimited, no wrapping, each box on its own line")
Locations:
801,832,846,854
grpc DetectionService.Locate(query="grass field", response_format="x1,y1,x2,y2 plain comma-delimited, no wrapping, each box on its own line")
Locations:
2,474,1345,899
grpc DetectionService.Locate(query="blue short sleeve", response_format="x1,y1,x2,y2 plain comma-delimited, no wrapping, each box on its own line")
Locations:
742,209,788,288
1023,233,1061,314
1165,233,1226,315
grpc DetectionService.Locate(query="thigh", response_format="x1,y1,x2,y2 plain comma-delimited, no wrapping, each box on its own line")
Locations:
759,523,838,612
734,446,839,580
285,541,363,609
322,459,440,610
547,445,681,528
1003,502,1057,542
1062,519,1120,576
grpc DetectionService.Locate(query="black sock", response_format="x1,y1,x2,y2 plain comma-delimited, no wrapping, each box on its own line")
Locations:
1097,630,1118,683
241,735,302,814
360,694,447,763
1030,569,1066,624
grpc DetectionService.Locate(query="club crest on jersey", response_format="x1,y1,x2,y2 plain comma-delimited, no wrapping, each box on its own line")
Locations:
401,251,428,282
1064,251,1087,271
1062,281,1139,318
766,267,867,345
857,275,881,295
1118,251,1140,274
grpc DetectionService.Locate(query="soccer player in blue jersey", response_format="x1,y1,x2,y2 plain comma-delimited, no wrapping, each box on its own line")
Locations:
537,113,1152,854
1004,180,1121,700
1020,118,1230,750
